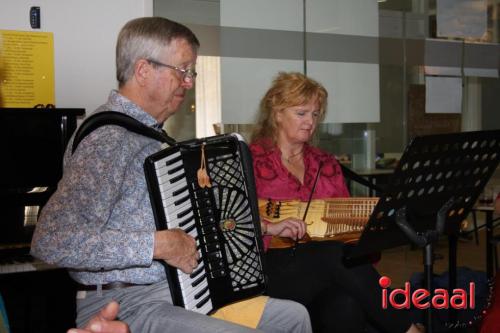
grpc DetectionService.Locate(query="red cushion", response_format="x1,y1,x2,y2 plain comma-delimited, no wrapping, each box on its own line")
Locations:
480,272,500,333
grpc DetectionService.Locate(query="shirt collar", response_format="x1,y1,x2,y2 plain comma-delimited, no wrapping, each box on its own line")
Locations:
108,90,160,128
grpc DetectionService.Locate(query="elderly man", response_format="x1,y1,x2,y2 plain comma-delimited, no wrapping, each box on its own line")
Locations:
32,17,311,333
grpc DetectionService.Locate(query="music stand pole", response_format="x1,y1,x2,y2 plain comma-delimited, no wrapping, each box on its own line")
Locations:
395,199,453,333
424,242,434,332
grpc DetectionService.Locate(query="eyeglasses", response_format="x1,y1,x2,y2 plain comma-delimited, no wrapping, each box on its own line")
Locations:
146,58,197,83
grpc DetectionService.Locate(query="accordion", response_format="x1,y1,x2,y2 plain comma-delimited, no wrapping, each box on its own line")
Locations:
144,133,267,315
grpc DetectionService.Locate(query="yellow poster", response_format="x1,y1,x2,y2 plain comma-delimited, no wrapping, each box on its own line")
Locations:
0,30,55,107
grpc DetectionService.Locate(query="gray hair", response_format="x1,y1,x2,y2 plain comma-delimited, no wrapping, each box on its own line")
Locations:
116,17,200,86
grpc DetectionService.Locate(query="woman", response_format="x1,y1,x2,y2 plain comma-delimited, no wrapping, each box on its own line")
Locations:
250,72,422,333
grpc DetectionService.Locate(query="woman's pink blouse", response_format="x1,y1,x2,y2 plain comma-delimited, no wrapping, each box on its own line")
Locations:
250,139,350,201
250,139,350,250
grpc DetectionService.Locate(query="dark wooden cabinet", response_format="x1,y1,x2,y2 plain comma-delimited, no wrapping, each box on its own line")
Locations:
0,269,77,333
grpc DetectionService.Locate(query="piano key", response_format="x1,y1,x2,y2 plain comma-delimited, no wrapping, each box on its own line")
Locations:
172,185,189,197
158,168,186,185
197,251,203,264
157,161,184,179
168,215,195,230
178,216,195,228
184,284,210,310
154,158,182,178
174,194,190,206
156,158,182,173
163,195,190,211
162,199,191,218
177,206,194,219
191,273,207,288
194,285,209,301
167,163,184,175
157,171,186,189
184,223,196,235
159,186,188,206
195,294,211,310
154,151,181,168
164,154,182,166
189,265,205,279
180,278,208,301
162,193,191,210
195,299,213,314
170,173,186,185
186,226,198,239
158,175,186,194
178,266,204,285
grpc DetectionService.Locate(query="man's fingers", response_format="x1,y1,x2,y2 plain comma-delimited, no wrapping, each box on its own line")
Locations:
99,301,120,321
92,321,130,333
180,263,194,274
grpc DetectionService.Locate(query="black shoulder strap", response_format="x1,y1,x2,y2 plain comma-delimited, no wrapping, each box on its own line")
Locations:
71,111,176,154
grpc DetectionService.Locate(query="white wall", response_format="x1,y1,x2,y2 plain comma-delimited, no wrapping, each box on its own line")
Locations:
220,0,304,124
306,0,380,124
219,0,380,124
1,0,152,114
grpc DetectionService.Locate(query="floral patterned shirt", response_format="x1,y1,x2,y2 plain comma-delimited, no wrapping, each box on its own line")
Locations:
31,90,167,285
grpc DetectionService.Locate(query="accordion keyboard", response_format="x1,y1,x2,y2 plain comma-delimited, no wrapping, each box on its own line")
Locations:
153,150,213,314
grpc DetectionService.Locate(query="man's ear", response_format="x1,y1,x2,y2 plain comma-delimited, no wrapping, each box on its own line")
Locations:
135,59,151,86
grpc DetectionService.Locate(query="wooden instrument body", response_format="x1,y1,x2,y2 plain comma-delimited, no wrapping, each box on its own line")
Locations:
259,197,379,248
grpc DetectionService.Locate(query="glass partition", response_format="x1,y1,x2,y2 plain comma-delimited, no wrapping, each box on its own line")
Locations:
154,0,499,180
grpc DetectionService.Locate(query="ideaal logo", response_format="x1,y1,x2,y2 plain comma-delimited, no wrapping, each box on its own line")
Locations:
379,276,475,310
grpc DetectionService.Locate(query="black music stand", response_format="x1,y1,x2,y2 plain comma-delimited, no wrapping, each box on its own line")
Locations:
346,130,500,333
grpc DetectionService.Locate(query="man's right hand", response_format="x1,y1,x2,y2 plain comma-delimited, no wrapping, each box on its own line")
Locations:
153,229,199,274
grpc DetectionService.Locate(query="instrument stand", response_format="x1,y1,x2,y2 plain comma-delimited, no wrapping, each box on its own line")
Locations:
346,130,500,333
395,200,454,333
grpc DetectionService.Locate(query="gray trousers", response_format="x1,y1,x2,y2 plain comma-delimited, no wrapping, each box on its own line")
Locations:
76,281,312,333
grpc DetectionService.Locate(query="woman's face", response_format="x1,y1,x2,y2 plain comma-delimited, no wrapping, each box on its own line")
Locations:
275,98,321,145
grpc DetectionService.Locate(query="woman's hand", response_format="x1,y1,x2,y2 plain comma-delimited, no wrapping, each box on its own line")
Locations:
266,218,307,240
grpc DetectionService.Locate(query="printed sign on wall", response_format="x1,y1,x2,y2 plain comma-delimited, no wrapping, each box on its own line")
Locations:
0,30,55,107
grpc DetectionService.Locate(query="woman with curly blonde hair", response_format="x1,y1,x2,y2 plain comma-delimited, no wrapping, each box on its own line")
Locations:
250,72,423,333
